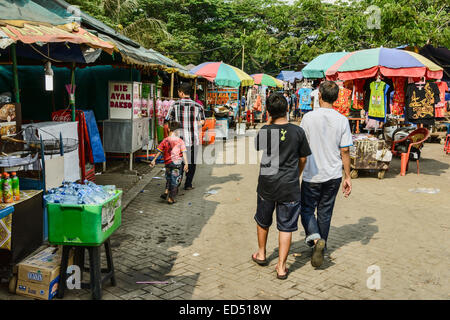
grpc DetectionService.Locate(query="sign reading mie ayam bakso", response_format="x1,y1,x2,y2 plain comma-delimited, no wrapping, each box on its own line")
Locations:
108,81,142,119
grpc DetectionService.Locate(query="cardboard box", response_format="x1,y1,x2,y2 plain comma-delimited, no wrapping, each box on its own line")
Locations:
16,246,74,300
16,277,59,300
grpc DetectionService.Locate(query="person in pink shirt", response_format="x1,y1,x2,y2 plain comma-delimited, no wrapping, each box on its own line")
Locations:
150,121,189,204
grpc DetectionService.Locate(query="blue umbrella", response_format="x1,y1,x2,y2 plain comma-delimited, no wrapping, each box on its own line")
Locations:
286,71,303,83
276,70,295,81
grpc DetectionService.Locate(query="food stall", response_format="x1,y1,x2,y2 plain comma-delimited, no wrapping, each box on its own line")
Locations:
206,87,239,139
190,61,255,139
103,81,150,171
0,102,45,291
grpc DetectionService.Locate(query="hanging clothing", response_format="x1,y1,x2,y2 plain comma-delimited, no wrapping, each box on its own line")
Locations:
310,89,320,110
435,81,449,118
332,87,352,117
405,82,440,125
298,88,312,111
368,81,390,121
254,95,262,112
391,77,407,116
351,79,365,110
363,77,394,112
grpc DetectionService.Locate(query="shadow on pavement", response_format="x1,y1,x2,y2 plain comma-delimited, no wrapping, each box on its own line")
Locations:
266,217,379,274
105,164,243,300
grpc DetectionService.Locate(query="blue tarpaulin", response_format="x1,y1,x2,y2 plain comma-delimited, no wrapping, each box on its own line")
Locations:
83,110,106,163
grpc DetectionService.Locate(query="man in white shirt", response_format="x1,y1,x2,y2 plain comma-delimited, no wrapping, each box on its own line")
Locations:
299,81,352,268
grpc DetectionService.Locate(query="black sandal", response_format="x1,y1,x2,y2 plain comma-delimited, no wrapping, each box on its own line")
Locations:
276,267,289,280
160,193,168,200
252,253,268,266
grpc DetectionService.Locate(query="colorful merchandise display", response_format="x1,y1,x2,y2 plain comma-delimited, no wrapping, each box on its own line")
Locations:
298,87,312,111
351,79,365,110
405,82,440,125
368,81,390,121
333,86,352,116
435,81,449,118
391,77,407,116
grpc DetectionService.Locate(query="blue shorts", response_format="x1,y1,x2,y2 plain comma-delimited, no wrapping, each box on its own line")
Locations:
254,194,301,232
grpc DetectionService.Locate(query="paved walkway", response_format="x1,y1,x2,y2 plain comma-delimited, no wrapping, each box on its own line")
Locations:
2,133,449,300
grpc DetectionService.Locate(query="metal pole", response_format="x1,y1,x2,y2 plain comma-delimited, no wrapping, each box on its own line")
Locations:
11,44,20,103
71,62,76,121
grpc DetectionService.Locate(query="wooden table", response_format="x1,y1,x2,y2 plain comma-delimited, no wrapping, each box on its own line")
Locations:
348,118,365,134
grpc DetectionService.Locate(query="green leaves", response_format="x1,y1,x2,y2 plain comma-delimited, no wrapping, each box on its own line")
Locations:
67,0,450,73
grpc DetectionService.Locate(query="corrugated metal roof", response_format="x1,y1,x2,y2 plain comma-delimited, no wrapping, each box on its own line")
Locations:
35,0,193,75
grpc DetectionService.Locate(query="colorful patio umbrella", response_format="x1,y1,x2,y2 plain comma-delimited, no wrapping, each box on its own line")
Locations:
302,52,348,79
276,70,295,81
286,71,303,83
325,47,443,81
190,62,254,88
251,73,283,88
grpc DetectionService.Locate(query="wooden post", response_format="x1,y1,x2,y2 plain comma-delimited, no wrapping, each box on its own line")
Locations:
170,72,174,99
204,79,208,109
241,29,245,71
194,78,197,99
11,44,20,103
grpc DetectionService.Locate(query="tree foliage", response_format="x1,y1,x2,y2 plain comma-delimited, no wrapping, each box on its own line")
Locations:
67,0,450,74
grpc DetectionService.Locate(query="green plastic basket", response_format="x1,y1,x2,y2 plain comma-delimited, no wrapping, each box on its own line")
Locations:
47,190,122,246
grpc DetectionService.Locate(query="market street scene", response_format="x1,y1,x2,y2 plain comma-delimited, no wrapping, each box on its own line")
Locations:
0,0,449,303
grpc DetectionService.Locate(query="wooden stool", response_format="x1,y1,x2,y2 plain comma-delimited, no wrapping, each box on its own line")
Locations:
57,238,116,300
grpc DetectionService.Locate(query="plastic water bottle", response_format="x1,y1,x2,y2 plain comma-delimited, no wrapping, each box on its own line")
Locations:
3,173,13,203
11,172,19,201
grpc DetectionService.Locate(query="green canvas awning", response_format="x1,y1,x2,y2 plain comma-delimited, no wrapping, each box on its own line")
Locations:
35,0,194,77
0,0,67,25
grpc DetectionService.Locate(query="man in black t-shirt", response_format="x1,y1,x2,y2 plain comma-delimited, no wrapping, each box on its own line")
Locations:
252,93,311,280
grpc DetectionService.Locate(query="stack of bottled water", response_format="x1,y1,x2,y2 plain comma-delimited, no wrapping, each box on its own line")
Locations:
44,181,116,205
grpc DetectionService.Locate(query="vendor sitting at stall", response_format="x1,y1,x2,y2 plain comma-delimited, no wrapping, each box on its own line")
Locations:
150,121,189,204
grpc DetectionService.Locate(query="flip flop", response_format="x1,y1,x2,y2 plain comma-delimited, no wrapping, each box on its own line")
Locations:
167,198,177,205
160,193,168,200
275,267,289,280
252,253,268,266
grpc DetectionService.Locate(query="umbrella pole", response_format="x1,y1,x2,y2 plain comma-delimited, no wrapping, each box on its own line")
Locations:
71,62,76,121
238,86,242,125
11,44,20,103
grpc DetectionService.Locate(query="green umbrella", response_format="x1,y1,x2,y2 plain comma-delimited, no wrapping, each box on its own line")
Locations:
251,74,283,88
302,52,348,79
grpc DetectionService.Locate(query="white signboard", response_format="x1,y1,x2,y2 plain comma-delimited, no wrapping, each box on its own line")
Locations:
109,81,142,120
